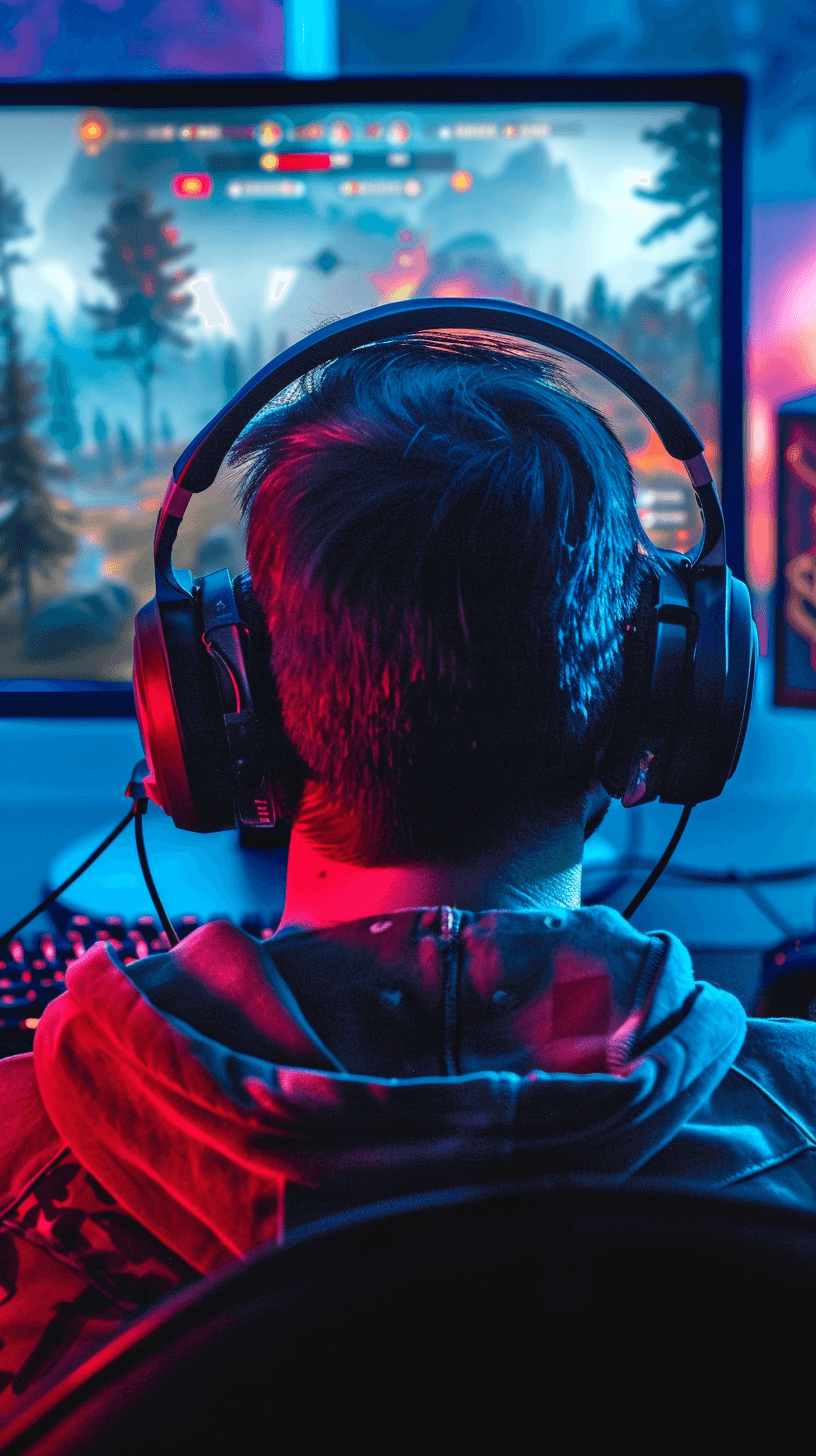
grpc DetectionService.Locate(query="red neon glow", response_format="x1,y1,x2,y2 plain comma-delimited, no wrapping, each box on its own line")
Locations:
272,153,332,172
171,172,213,198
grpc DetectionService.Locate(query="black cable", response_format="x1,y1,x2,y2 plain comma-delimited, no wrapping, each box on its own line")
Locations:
582,800,644,907
0,805,137,946
133,801,180,947
735,881,800,940
611,851,806,939
615,858,816,886
621,804,695,921
1,761,181,951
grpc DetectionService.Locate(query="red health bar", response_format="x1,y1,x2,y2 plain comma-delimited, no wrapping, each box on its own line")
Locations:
275,153,332,172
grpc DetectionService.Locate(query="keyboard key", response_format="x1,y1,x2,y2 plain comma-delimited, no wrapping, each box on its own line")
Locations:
32,936,70,973
134,915,159,939
0,910,282,1059
2,940,29,970
66,915,95,948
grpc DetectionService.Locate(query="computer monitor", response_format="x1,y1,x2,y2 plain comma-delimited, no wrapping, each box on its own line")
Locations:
0,74,745,716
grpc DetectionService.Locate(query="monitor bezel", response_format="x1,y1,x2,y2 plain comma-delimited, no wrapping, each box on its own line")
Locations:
0,71,745,717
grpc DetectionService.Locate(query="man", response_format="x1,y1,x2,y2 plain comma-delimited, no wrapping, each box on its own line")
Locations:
1,331,816,1416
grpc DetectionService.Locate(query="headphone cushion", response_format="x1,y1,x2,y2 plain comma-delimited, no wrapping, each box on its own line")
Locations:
597,568,660,801
232,570,305,822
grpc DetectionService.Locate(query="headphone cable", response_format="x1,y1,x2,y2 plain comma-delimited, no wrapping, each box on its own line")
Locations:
621,804,695,921
133,799,180,946
0,762,180,949
0,804,137,945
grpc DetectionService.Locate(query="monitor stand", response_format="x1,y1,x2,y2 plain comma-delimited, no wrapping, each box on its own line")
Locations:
45,807,287,925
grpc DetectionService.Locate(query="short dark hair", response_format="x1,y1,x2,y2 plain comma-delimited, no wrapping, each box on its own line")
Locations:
233,331,655,865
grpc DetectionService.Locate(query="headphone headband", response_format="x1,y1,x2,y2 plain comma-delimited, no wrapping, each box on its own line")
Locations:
174,298,705,488
160,298,723,592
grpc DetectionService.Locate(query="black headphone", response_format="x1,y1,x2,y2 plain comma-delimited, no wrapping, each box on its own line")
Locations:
133,297,757,835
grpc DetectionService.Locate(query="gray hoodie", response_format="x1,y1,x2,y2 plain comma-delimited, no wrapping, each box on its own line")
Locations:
2,903,816,1418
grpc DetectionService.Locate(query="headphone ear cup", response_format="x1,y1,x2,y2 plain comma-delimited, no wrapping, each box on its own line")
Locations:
660,568,757,804
232,570,305,824
133,597,198,825
597,567,660,802
724,577,757,781
601,556,758,812
133,590,236,833
664,564,757,809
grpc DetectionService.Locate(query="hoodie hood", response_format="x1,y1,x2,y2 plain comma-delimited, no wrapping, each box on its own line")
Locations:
33,906,747,1274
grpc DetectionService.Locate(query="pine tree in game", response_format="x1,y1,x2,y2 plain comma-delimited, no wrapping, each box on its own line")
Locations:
0,174,74,639
93,410,111,473
48,353,82,455
118,421,135,466
86,190,195,469
636,106,721,376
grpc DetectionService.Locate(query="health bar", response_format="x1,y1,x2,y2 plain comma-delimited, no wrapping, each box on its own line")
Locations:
206,150,456,174
274,152,333,171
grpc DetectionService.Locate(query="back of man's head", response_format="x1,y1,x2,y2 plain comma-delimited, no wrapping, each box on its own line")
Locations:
234,331,655,867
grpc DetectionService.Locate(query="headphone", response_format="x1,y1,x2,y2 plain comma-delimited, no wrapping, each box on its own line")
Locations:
133,297,757,836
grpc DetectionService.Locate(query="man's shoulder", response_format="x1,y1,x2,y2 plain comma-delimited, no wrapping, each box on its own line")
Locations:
0,1053,64,1215
734,1016,816,1126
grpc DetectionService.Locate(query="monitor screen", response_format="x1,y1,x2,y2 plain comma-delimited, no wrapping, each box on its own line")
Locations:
0,76,743,703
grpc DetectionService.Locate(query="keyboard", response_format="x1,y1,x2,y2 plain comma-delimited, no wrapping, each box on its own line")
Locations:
0,910,281,1059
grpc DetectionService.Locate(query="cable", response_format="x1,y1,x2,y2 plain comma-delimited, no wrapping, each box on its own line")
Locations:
582,801,644,907
735,881,800,941
133,799,180,947
0,805,137,945
0,760,181,950
585,818,816,935
621,804,695,921
613,858,816,886
616,852,807,939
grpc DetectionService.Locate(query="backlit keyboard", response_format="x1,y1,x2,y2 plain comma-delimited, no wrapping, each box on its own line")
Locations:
0,911,281,1058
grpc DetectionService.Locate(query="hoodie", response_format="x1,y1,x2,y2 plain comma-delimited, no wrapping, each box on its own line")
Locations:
2,903,816,1414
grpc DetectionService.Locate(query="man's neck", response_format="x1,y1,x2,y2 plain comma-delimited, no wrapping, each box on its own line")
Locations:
275,821,586,934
